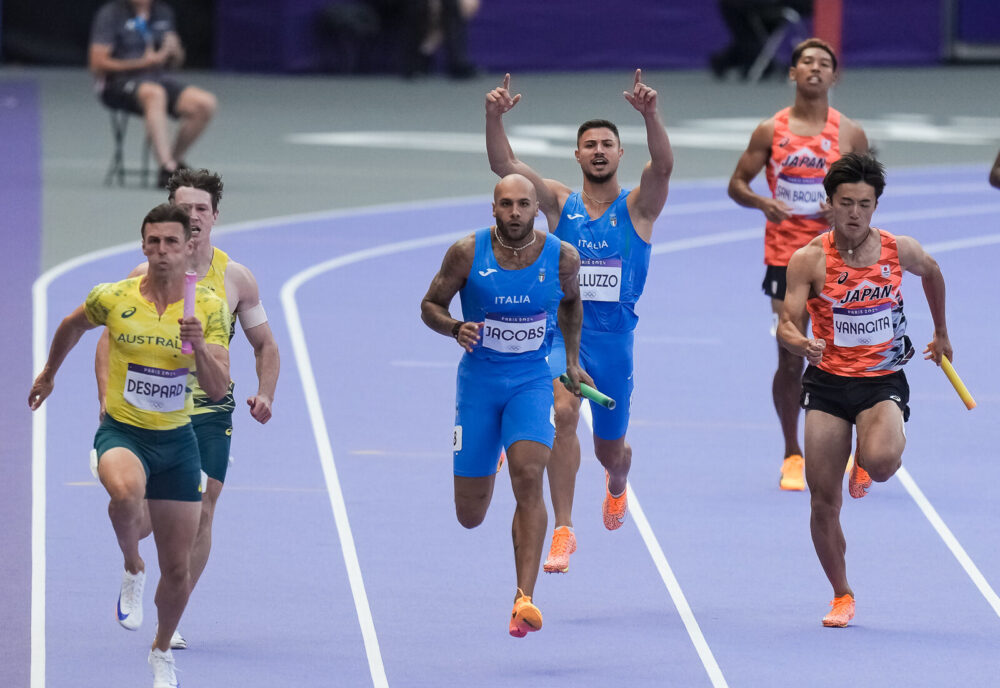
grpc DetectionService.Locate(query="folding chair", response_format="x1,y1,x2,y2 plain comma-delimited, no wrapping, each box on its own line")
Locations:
747,6,810,83
104,108,152,187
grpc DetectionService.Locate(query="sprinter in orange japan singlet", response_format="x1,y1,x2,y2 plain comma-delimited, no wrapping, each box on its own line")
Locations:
729,37,869,491
778,153,954,629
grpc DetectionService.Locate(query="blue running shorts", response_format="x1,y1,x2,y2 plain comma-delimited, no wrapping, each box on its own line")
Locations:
547,327,634,441
453,356,555,478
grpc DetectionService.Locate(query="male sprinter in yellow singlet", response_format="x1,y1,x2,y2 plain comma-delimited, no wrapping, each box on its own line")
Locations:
30,204,231,688
96,168,280,649
729,38,868,490
778,153,952,627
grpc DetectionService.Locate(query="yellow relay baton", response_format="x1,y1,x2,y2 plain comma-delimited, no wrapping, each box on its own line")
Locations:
940,355,976,410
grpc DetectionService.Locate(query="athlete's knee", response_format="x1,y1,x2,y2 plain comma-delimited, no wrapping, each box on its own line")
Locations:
553,398,580,432
159,558,191,587
201,479,222,508
509,461,544,497
594,438,629,466
455,504,487,529
102,473,145,503
776,349,805,376
809,490,842,521
454,486,491,528
197,502,215,535
863,451,902,482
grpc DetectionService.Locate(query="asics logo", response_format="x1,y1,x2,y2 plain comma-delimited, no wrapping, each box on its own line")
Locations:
478,268,498,277
567,213,585,220
121,307,137,318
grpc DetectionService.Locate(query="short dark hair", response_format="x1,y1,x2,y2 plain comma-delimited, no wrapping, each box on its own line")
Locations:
140,203,192,240
167,168,224,212
823,153,886,200
791,37,838,72
577,119,620,146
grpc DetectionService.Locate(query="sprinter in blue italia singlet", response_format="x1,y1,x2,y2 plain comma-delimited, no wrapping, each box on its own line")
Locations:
548,188,651,442
486,70,673,573
421,175,589,638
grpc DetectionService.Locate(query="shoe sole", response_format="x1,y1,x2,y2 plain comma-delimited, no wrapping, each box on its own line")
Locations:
822,618,850,628
509,603,542,637
849,469,872,499
543,538,576,573
603,497,627,530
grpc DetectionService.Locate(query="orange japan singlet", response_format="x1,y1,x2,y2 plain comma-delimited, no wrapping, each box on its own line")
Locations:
764,106,842,266
807,229,914,377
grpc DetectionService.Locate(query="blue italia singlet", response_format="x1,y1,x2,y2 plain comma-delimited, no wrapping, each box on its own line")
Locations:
459,228,564,362
554,190,651,333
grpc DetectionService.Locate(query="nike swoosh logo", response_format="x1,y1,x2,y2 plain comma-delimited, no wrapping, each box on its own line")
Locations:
117,598,129,621
567,213,585,220
478,268,498,277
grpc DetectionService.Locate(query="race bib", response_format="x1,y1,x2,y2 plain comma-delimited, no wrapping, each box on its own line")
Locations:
833,303,893,347
482,312,547,354
775,175,825,218
123,363,188,412
579,257,622,302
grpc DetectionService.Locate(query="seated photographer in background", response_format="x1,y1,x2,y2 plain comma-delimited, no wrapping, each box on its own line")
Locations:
89,0,217,188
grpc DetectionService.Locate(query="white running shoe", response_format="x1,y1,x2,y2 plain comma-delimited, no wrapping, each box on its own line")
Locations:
170,628,187,650
117,569,145,630
148,648,179,688
155,624,187,650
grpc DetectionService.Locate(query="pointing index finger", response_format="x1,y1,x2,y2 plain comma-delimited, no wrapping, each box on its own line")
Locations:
503,73,511,90
634,68,642,88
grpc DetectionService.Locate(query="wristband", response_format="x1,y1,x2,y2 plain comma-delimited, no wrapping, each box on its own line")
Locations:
451,321,463,339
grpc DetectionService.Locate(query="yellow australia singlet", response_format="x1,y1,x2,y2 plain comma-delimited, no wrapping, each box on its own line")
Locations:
85,277,231,429
190,247,238,415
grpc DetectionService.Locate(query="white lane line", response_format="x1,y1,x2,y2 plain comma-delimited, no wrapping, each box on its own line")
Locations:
578,400,729,688
280,231,467,688
895,468,1000,618
29,278,48,688
897,232,1000,617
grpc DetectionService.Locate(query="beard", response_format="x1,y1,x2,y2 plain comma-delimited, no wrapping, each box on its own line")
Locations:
495,214,536,245
582,167,615,185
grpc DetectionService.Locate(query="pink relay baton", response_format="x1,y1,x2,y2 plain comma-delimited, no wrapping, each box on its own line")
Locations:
181,271,197,354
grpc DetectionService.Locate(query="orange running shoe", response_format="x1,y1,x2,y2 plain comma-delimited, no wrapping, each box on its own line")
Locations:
543,526,577,573
496,449,506,474
822,594,855,627
849,460,872,499
779,454,805,491
844,453,854,475
602,472,628,530
509,589,543,638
